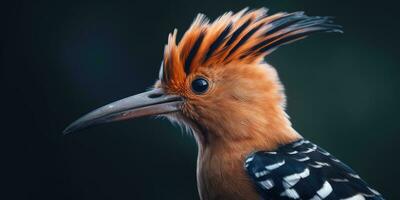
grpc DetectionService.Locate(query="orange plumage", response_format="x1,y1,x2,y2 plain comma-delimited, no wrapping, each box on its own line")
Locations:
154,8,341,199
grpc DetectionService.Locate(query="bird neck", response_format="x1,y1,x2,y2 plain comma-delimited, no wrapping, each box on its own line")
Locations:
193,108,301,155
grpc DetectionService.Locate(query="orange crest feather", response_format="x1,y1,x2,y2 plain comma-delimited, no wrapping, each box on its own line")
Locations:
161,8,341,89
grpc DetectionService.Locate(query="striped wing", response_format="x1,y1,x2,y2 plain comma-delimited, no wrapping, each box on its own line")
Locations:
244,139,384,200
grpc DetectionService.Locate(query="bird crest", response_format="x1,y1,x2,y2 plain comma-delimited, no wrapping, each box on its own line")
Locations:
160,8,341,90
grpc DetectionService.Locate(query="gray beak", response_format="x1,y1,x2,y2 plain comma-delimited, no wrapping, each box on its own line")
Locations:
63,88,183,135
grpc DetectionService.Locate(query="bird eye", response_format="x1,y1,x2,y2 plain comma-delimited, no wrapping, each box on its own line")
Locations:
191,77,209,94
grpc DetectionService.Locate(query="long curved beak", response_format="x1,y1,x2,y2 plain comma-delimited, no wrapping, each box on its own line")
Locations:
63,88,183,135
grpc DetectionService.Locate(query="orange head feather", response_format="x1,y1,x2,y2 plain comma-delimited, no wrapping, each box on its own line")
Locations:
156,8,341,150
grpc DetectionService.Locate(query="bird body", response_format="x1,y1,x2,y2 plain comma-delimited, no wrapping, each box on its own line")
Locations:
65,8,384,200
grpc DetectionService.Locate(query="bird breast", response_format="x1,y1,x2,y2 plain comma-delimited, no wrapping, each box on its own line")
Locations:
196,146,260,200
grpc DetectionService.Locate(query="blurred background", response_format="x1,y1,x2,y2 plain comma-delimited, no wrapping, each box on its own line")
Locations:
1,0,399,199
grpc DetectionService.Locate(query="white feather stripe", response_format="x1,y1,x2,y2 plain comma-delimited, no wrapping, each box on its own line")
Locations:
309,163,323,168
259,179,274,190
330,178,349,182
368,187,381,195
361,193,375,197
296,156,310,162
298,168,310,177
292,140,305,147
265,160,285,170
310,181,333,200
319,150,330,156
315,161,330,166
280,188,300,199
340,194,366,200
348,173,361,179
245,157,254,163
255,170,268,178
282,168,310,188
331,158,340,162
308,161,330,168
317,181,333,198
301,147,316,153
287,150,298,155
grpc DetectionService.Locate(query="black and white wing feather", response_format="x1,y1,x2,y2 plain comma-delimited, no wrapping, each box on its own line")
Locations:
244,139,384,200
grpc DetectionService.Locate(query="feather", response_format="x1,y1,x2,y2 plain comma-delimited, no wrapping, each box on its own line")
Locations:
160,8,341,86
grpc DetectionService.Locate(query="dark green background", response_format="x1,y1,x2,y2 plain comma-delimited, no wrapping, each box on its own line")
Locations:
2,0,399,199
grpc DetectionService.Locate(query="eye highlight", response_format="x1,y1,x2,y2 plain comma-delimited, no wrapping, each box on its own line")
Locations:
191,77,209,94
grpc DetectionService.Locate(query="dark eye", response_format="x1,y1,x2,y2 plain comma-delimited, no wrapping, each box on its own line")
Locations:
191,77,209,94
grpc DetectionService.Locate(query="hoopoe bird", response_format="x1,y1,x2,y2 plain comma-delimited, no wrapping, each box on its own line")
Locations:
64,8,384,200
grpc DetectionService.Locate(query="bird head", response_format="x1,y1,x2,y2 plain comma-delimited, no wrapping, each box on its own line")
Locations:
64,8,340,149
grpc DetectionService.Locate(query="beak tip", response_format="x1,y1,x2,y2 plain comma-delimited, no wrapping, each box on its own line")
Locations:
62,121,83,135
62,128,70,135
62,125,75,135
